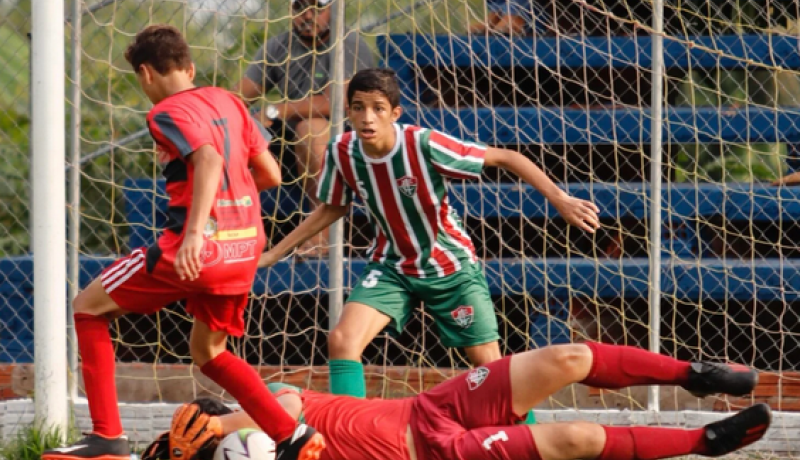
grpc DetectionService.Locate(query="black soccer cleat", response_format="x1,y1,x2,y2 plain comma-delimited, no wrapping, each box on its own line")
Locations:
42,433,130,460
275,424,326,460
683,362,759,398
702,403,772,457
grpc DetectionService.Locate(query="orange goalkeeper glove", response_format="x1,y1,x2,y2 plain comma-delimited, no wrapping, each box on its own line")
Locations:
169,403,223,460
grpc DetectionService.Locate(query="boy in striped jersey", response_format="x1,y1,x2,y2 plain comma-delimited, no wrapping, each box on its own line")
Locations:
258,68,601,400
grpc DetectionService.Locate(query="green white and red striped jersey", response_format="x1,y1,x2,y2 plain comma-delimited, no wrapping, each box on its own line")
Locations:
317,124,487,278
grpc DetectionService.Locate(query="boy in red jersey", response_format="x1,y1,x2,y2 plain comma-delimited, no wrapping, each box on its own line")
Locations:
156,342,769,460
42,25,324,460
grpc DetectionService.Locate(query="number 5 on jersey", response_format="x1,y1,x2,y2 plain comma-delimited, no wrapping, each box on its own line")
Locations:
362,270,382,288
356,180,369,199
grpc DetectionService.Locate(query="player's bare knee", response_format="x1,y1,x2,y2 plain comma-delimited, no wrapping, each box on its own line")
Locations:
328,326,364,360
557,422,604,458
72,292,92,315
72,281,112,317
545,344,594,383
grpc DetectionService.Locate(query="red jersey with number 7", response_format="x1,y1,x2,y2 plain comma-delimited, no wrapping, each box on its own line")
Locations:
145,86,269,294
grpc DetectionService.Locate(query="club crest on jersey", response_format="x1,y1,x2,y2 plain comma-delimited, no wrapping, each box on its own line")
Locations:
467,366,490,390
396,175,418,197
451,305,474,328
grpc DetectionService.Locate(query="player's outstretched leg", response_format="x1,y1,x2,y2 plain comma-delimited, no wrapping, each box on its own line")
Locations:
508,342,758,417
579,342,758,397
457,404,771,460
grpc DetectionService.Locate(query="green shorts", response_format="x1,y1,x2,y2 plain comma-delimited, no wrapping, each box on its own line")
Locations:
346,261,500,348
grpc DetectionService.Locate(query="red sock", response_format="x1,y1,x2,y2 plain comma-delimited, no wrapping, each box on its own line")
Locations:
75,313,123,437
598,426,707,460
581,342,691,389
201,351,296,442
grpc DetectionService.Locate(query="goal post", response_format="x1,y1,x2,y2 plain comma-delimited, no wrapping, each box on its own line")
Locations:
31,0,68,432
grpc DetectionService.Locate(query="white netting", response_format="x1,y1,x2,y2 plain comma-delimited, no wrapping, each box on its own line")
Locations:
1,0,800,455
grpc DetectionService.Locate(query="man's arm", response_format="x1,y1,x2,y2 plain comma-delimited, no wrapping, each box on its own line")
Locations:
258,203,349,267
233,41,278,105
484,147,601,233
277,88,333,121
232,76,265,105
175,145,224,280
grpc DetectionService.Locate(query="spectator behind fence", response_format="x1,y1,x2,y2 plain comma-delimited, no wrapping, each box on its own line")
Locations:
470,0,549,36
233,0,375,256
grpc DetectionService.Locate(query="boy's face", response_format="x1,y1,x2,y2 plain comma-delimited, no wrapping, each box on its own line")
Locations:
348,90,402,149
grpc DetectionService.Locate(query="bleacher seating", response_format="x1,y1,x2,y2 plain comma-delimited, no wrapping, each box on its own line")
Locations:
125,177,800,255
4,33,800,363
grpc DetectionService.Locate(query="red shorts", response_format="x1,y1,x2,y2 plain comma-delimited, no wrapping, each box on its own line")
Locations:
410,356,536,460
100,247,249,336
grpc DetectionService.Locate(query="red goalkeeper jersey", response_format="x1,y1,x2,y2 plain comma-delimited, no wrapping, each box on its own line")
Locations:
146,87,269,294
304,391,413,460
267,384,413,460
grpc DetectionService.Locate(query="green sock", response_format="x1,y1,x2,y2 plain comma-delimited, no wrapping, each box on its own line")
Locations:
329,359,367,398
517,410,537,425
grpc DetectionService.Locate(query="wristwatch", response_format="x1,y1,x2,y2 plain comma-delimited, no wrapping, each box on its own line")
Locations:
264,104,279,121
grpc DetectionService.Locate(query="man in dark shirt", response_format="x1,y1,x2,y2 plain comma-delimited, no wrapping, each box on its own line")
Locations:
233,0,374,254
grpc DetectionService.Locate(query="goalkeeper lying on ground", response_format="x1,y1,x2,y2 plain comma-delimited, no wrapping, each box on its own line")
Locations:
148,342,770,460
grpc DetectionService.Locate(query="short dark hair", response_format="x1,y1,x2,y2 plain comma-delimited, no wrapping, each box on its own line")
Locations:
346,68,401,108
124,24,192,75
192,397,234,416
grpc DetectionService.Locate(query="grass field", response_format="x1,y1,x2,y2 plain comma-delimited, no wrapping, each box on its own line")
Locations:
0,425,76,460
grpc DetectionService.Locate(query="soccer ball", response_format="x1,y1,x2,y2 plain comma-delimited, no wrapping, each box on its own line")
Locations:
213,429,276,460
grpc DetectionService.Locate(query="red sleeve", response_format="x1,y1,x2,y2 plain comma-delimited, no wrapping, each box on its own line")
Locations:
149,107,214,158
247,113,272,158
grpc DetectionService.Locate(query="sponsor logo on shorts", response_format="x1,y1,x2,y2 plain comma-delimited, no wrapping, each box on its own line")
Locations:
200,240,258,266
396,175,418,197
467,366,490,390
451,305,474,328
222,240,258,263
216,196,253,207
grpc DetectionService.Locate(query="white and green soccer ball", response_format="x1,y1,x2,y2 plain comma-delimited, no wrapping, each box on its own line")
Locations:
213,429,276,460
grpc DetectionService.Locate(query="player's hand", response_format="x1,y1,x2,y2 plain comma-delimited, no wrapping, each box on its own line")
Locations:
175,232,205,281
258,250,280,268
169,403,223,460
552,195,601,233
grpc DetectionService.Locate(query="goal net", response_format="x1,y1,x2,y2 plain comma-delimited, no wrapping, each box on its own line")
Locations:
1,0,800,455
